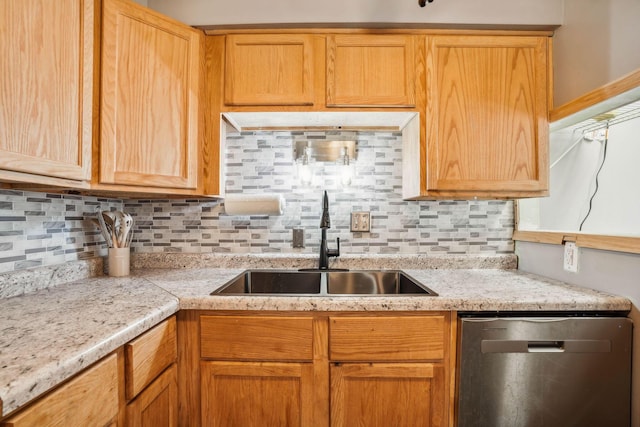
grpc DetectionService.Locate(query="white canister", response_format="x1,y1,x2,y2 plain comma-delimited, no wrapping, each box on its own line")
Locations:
108,247,130,277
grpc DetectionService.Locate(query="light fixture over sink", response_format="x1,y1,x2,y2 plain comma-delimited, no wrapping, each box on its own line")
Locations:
294,140,357,187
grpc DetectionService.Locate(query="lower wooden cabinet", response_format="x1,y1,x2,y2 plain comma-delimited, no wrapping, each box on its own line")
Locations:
0,353,119,427
126,364,178,427
331,363,446,427
186,311,453,427
201,361,315,427
125,317,178,427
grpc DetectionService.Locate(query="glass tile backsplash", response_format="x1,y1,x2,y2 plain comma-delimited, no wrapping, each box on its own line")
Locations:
0,130,513,273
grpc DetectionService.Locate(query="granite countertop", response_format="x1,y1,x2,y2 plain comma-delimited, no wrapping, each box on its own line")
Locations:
0,254,632,418
0,275,179,418
139,267,631,312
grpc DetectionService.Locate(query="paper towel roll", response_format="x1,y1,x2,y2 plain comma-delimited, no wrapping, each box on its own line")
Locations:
224,194,286,216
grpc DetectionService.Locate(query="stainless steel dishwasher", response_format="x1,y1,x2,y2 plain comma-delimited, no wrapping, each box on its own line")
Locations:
457,315,632,427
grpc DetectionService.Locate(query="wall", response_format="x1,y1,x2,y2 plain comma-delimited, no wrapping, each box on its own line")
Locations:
145,0,562,26
553,0,640,106
0,191,121,274
0,130,514,274
518,115,640,235
127,130,514,256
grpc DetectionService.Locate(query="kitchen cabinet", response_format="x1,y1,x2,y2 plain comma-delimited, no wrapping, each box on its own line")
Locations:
198,315,320,427
99,0,202,192
0,353,119,427
404,34,550,199
0,0,95,187
326,34,416,107
329,315,448,427
126,364,178,427
331,363,445,427
186,311,452,427
224,34,316,106
125,316,178,427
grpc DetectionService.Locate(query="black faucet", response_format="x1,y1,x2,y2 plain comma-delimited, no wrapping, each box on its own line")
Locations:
319,190,340,269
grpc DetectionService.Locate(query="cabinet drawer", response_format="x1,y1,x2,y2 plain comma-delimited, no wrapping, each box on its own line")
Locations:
329,315,446,361
125,316,177,400
200,315,314,361
1,353,118,427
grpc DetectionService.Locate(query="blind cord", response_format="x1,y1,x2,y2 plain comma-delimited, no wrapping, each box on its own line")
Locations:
579,123,610,231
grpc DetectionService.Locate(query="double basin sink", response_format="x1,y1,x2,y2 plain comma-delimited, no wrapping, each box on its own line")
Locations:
212,270,437,296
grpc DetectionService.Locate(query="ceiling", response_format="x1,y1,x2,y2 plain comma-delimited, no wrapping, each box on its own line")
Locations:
146,0,564,27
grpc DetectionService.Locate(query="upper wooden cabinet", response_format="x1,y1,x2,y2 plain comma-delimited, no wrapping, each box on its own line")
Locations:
404,35,549,199
0,0,95,186
100,0,202,191
224,34,315,106
326,34,416,107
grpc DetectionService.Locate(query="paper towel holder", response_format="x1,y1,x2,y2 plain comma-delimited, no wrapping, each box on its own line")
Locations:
223,193,286,216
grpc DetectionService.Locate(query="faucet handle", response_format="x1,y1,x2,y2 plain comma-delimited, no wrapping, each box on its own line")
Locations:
328,237,340,258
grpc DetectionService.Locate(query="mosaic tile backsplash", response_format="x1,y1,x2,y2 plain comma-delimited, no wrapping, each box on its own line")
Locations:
0,130,514,273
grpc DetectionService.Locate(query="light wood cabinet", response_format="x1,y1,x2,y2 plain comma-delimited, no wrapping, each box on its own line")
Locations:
224,34,316,106
331,363,445,427
0,353,119,427
0,0,95,187
404,34,550,199
329,315,449,427
189,311,453,427
198,315,320,427
126,364,178,427
326,34,416,107
100,0,202,191
125,316,178,427
201,361,315,427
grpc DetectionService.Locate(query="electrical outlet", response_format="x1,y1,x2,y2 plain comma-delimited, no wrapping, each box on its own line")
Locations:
292,228,305,248
563,242,579,273
351,211,370,232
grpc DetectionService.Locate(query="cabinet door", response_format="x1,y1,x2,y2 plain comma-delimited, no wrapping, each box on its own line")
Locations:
224,34,315,106
424,35,549,195
126,364,178,427
101,0,201,190
1,353,119,427
326,35,415,107
201,361,315,427
330,363,446,427
0,0,94,183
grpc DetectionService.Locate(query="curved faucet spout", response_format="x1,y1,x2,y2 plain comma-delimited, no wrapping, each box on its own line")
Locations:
318,190,340,269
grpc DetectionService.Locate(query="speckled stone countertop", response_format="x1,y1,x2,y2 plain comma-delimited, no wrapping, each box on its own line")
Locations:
0,253,631,418
0,276,178,417
139,267,630,312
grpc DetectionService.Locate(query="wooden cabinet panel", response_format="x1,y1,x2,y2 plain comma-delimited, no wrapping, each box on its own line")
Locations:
225,34,315,106
329,315,446,361
200,315,314,361
100,0,201,190
422,35,549,196
330,363,446,427
126,364,178,427
326,34,415,107
0,0,94,183
125,316,177,400
1,353,118,427
201,361,314,427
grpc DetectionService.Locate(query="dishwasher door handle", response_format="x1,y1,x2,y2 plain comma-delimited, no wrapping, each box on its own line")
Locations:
481,339,612,353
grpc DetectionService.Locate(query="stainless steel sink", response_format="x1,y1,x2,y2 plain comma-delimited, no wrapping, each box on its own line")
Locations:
212,270,437,296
